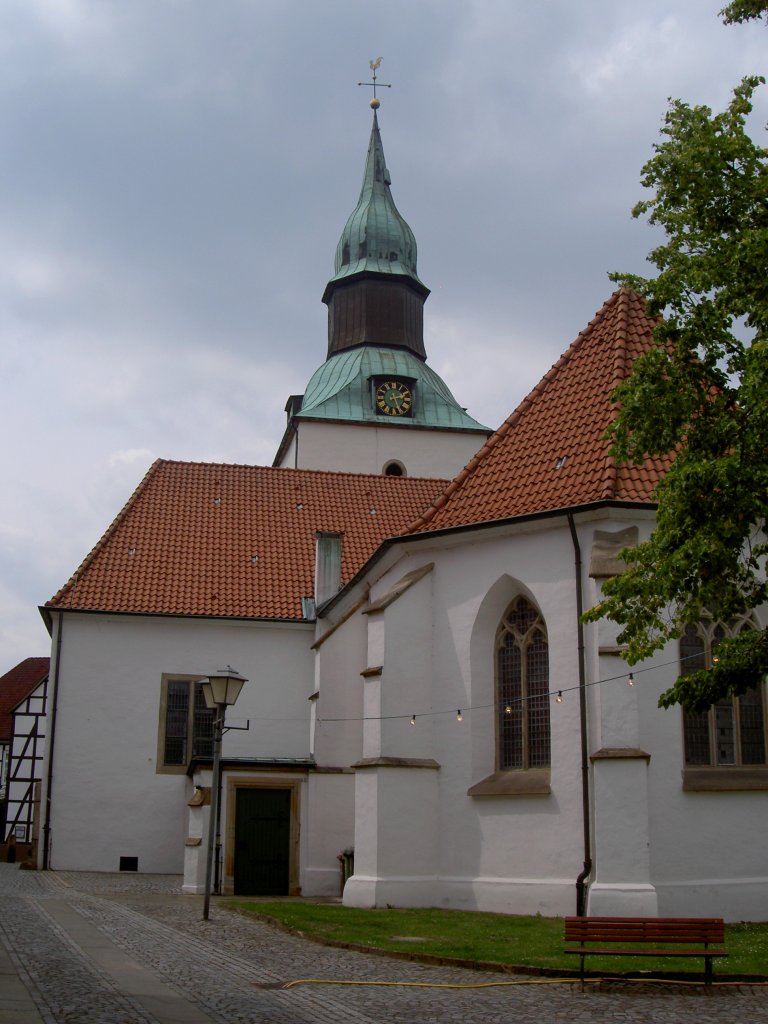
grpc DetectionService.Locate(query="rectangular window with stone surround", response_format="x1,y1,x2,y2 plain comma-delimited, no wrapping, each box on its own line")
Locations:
157,678,214,773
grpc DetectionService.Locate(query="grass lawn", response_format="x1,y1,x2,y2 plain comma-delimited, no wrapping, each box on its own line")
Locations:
223,901,768,978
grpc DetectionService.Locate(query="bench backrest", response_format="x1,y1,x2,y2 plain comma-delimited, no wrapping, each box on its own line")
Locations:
564,917,725,945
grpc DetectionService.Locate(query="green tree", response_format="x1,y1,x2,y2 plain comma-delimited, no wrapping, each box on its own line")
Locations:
721,1,768,24
585,8,768,711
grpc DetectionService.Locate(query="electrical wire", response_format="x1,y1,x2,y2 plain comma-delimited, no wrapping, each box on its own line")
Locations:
316,651,707,725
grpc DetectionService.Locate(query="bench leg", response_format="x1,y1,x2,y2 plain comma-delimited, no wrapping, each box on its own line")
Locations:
580,952,585,993
704,956,712,986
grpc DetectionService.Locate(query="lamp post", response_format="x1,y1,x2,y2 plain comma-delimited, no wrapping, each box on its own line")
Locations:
202,666,247,921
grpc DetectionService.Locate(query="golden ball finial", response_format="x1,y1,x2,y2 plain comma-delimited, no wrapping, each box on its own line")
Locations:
370,97,380,110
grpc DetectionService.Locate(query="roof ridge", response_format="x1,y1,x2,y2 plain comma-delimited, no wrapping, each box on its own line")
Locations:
600,288,632,501
405,291,626,535
0,656,49,683
50,458,164,609
272,465,450,484
602,288,664,500
146,459,452,486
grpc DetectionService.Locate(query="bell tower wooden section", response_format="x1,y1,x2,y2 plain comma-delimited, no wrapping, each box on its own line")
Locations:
325,276,427,360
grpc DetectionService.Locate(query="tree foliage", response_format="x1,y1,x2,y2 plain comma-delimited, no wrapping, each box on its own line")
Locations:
721,1,768,24
583,17,768,710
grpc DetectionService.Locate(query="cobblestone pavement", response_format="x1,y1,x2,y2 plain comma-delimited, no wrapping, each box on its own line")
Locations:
1,864,768,1024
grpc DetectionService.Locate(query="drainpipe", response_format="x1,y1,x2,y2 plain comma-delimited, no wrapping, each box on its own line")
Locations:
42,613,64,870
567,513,592,916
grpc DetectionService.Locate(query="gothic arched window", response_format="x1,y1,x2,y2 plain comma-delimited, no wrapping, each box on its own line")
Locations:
680,617,766,767
496,596,550,769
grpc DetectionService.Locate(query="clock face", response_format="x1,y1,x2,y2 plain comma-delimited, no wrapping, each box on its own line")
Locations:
375,380,413,417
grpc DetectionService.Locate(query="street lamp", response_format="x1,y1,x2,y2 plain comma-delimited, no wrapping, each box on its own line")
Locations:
202,665,248,921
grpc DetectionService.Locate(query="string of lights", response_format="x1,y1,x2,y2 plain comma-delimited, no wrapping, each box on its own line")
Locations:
316,650,708,725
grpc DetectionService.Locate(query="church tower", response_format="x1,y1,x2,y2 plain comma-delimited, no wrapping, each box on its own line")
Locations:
274,93,490,478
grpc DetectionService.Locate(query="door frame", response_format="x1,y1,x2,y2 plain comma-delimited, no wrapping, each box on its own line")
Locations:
223,777,301,896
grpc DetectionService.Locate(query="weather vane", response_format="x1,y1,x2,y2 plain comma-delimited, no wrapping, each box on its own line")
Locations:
358,57,391,109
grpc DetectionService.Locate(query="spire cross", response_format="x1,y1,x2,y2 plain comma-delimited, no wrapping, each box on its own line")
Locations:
358,57,391,107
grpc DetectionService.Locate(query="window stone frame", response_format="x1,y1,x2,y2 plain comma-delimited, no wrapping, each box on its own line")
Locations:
156,674,210,775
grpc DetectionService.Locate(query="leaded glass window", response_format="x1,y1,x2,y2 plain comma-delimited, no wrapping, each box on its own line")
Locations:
163,680,214,766
496,596,550,769
681,619,766,767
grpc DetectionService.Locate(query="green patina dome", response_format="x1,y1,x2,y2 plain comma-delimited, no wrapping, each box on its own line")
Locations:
297,346,488,432
328,112,427,292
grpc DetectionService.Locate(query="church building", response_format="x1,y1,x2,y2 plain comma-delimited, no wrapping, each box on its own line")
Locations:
38,101,768,921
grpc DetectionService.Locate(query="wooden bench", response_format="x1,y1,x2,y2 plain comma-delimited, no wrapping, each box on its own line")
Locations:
564,916,728,986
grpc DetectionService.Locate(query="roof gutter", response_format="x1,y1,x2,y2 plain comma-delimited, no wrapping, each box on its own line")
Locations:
187,756,316,777
567,512,592,915
39,604,53,635
38,606,314,627
320,498,656,618
288,414,489,436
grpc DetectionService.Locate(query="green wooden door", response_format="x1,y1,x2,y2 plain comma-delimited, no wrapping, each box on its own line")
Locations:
234,788,291,895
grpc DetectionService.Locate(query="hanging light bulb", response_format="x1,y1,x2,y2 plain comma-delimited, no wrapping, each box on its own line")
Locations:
456,709,463,722
713,654,720,664
555,691,563,703
410,714,416,726
628,672,635,687
505,704,512,715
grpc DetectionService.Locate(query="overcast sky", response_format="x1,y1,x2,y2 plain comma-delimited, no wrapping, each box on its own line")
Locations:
1,0,764,670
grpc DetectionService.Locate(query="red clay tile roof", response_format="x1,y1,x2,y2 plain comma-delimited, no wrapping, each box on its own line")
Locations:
47,463,448,620
407,289,672,535
0,657,49,741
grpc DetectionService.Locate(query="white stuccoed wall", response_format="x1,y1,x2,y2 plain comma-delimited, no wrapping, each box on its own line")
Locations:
582,530,768,921
279,419,486,480
302,771,356,897
42,612,315,875
343,566,441,908
428,522,585,915
323,511,768,919
304,601,367,896
43,509,768,917
331,521,588,914
638,633,768,920
584,544,659,917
